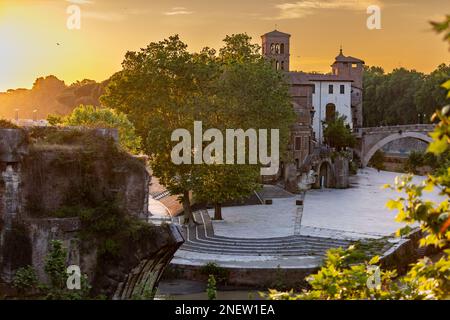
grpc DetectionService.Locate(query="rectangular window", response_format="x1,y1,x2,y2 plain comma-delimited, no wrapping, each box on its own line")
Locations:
340,85,345,94
312,85,315,94
295,137,302,151
328,84,334,94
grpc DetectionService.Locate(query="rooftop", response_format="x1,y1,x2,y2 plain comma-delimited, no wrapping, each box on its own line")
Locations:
261,29,291,38
334,48,365,64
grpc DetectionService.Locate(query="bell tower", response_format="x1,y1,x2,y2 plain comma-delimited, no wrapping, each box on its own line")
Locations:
261,30,291,71
331,48,365,128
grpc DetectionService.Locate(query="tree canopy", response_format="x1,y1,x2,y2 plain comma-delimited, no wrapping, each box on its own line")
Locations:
363,64,450,127
101,34,295,223
322,113,355,151
48,105,142,154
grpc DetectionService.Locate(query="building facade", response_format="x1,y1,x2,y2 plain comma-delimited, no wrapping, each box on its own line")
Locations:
261,30,364,173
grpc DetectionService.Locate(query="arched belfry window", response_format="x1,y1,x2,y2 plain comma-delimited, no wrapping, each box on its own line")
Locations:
270,44,275,54
280,43,285,54
275,44,280,54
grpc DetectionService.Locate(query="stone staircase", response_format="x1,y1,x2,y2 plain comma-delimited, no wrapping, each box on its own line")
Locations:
175,210,352,257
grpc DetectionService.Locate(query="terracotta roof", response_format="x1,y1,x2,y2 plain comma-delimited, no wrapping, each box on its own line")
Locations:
261,30,291,38
288,72,353,84
334,49,365,64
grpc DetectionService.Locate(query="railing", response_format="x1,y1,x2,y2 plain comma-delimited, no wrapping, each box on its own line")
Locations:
354,124,435,136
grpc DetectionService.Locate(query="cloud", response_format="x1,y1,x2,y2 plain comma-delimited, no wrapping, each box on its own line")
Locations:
164,7,193,16
83,11,127,22
267,0,382,20
66,0,94,4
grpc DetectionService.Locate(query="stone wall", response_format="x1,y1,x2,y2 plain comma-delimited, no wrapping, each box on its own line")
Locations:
0,128,184,298
334,155,349,189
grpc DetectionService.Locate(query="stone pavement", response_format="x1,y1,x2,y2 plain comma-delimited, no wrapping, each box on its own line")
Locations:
171,210,353,268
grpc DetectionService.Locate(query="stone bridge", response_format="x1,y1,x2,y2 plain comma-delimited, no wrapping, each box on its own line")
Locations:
354,124,435,167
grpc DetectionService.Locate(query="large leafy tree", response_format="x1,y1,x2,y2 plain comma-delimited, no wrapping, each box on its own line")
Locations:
415,64,450,120
101,34,295,223
193,34,294,220
363,63,449,127
101,35,209,225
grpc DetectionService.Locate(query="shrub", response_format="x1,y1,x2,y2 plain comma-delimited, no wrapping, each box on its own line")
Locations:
369,150,385,171
12,266,38,294
0,119,19,129
206,275,217,300
200,262,230,284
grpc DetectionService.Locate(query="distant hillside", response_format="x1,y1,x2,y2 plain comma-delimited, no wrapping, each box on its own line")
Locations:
0,75,107,120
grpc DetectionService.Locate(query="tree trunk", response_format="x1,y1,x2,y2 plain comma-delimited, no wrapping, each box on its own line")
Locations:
182,190,194,225
214,203,223,221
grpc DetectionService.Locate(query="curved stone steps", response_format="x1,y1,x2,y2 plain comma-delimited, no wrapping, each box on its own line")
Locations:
185,234,350,248
179,246,331,256
180,243,346,255
176,210,353,257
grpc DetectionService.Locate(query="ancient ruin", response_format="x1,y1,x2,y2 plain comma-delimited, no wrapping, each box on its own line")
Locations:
0,127,184,299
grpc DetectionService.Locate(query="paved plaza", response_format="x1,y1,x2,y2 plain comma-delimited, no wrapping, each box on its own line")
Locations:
151,168,441,268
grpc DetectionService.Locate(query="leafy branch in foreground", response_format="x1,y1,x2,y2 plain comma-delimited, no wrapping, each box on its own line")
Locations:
267,105,450,300
267,30,450,298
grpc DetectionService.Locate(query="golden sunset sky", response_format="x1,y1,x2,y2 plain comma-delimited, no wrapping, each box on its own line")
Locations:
0,0,449,92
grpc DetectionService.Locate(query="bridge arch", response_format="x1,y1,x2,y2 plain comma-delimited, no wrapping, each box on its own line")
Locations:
363,132,432,167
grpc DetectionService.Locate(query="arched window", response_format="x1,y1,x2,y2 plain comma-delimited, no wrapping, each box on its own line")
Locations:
325,103,336,122
275,44,280,54
275,61,280,70
270,44,275,54
281,61,285,70
280,43,285,54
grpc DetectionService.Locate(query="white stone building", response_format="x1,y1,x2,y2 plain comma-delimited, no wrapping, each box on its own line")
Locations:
261,30,365,170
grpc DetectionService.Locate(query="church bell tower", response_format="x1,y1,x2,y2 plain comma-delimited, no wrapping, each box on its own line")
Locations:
261,30,291,71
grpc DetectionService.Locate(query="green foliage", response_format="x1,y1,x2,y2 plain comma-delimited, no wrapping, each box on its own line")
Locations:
101,34,295,224
268,23,450,299
268,90,450,301
415,64,450,117
271,265,287,291
206,275,217,300
349,161,358,175
48,105,141,154
12,266,38,294
12,241,91,300
53,202,155,258
431,15,450,47
403,150,448,174
131,283,157,300
0,119,19,128
199,262,230,284
363,65,449,127
266,248,398,300
322,113,355,151
47,114,63,126
194,164,262,219
44,240,68,291
369,150,385,171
